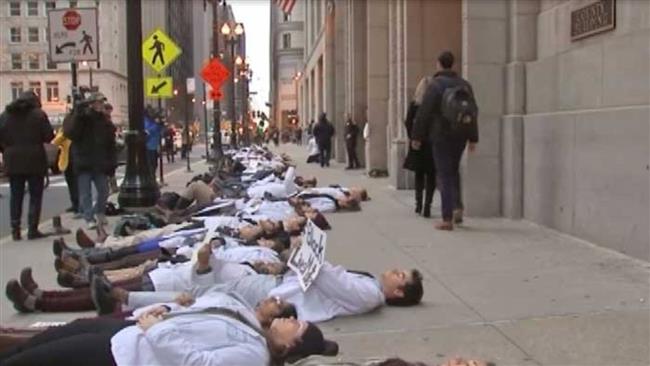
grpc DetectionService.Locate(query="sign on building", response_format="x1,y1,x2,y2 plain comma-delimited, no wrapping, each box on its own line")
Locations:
145,77,173,98
287,219,327,291
142,29,182,73
571,0,616,41
47,8,99,63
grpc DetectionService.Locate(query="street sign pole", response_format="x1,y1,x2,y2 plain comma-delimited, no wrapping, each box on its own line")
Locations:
118,0,160,208
157,80,165,186
211,0,223,162
202,85,210,161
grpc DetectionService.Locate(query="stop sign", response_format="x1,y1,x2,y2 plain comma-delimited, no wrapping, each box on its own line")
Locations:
62,10,81,31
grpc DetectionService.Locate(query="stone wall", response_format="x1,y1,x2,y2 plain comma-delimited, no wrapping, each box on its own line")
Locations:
523,0,650,260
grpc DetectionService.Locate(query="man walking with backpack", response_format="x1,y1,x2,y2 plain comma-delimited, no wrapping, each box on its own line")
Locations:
411,51,478,231
313,113,335,168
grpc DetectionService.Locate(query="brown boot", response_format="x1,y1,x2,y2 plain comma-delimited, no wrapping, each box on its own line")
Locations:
435,221,454,231
19,268,41,297
56,271,89,288
52,237,74,258
76,228,96,248
5,280,36,313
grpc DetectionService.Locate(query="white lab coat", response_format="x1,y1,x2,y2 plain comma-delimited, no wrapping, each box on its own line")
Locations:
246,167,298,199
111,292,268,366
269,262,385,322
148,257,256,292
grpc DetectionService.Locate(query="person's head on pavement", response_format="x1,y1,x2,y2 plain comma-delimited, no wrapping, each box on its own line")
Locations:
381,269,424,307
437,50,455,71
267,318,338,364
349,187,370,202
338,195,361,211
283,215,307,234
303,210,331,230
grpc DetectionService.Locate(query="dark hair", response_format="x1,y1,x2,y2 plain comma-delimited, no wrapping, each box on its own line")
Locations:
343,197,361,211
310,212,331,230
283,323,338,363
385,269,424,307
438,51,455,69
277,303,298,320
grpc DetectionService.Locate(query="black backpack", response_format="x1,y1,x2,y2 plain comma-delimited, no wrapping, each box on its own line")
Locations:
438,80,478,139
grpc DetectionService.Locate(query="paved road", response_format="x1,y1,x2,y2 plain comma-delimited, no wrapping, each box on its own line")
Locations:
0,146,206,238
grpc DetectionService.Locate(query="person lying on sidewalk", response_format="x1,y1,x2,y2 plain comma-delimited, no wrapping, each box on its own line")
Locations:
0,290,299,353
0,291,337,366
89,243,424,322
289,355,493,366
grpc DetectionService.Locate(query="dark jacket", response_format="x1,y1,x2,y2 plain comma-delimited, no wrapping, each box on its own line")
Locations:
312,117,335,146
65,107,117,175
0,93,54,176
344,120,359,145
411,70,479,144
403,102,434,173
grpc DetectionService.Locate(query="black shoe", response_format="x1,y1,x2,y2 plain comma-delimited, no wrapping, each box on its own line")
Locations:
65,207,76,213
52,238,71,257
11,227,21,241
90,272,116,315
27,230,48,240
422,205,431,218
345,166,353,170
5,280,34,313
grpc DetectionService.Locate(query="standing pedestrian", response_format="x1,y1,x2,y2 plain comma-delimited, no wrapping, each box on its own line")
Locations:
0,92,54,240
104,103,119,194
65,93,117,230
411,51,478,230
180,126,189,159
312,113,335,168
144,108,163,177
344,114,360,170
295,126,303,145
403,77,437,218
163,124,176,163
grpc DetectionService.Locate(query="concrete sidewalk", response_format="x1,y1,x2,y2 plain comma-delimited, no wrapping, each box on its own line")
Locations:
277,143,649,366
0,143,648,365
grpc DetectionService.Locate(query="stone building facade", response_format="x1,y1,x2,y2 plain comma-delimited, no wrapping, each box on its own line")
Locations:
296,0,649,261
270,1,305,132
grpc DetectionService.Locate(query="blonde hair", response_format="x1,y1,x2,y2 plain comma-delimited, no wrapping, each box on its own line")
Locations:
413,76,433,106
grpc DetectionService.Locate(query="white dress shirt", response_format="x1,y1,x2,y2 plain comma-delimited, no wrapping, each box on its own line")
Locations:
111,291,268,366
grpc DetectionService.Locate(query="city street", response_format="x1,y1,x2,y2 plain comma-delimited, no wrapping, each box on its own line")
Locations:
1,143,648,365
0,146,206,238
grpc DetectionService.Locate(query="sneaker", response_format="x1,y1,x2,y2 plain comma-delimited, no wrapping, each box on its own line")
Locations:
86,221,97,230
72,212,84,220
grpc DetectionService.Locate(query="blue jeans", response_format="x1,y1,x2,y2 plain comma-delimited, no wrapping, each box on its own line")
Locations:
77,171,109,223
432,139,467,221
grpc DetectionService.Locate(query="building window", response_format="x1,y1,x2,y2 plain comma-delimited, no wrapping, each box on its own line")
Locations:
46,82,59,102
283,13,290,22
46,1,56,11
10,27,21,43
11,82,24,101
11,54,23,70
47,59,58,70
29,82,41,98
28,53,40,70
27,1,38,16
69,1,77,8
9,2,20,16
282,33,291,49
28,27,39,43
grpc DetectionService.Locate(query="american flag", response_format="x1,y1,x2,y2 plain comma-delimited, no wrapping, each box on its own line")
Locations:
275,0,297,14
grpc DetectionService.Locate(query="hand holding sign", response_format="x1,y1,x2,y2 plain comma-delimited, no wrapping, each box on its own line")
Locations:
287,219,327,291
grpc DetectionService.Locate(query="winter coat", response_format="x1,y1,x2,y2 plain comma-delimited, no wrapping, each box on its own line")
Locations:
65,107,117,175
411,70,479,145
0,93,54,176
403,102,435,174
344,120,359,146
313,117,335,147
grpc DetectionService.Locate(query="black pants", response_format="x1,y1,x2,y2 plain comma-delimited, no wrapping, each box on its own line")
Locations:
8,175,45,230
165,145,175,163
432,139,467,221
64,167,79,212
346,140,360,168
415,170,436,207
147,150,158,175
318,142,331,167
0,318,132,366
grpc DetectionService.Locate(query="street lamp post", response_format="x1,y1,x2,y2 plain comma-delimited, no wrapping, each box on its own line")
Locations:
221,21,244,149
210,0,223,162
118,0,160,208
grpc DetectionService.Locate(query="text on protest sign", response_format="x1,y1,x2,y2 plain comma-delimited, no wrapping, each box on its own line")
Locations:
287,219,327,291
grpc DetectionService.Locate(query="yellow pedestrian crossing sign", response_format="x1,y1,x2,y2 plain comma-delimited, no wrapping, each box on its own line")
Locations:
146,77,173,98
142,29,182,73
